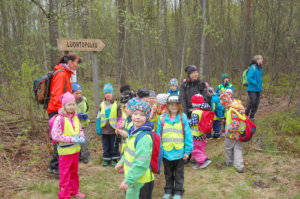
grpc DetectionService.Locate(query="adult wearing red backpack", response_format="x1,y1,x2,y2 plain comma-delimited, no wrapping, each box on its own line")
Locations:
47,54,82,175
179,65,208,119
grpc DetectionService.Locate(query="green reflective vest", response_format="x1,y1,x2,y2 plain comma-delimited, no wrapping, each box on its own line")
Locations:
57,116,81,155
99,101,118,129
124,131,154,183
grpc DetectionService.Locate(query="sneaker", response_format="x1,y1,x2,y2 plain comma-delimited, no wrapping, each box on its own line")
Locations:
73,192,86,198
191,159,196,164
47,168,59,175
199,159,211,169
193,164,201,170
213,134,220,139
163,193,172,199
111,160,117,167
221,162,232,167
237,168,244,173
102,161,109,167
173,194,182,199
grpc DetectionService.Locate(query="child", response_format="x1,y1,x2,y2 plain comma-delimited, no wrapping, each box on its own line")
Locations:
137,88,150,103
51,92,86,199
96,83,122,167
208,87,224,139
149,90,160,131
157,95,193,199
167,78,179,95
115,100,155,199
72,82,90,163
156,93,169,114
216,73,234,95
189,94,212,169
223,98,246,173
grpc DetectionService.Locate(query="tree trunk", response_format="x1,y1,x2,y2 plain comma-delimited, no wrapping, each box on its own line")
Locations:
244,0,252,66
199,0,207,79
49,0,59,69
117,0,126,86
180,0,188,82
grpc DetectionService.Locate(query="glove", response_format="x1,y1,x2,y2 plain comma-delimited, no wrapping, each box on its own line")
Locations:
78,113,88,120
73,137,81,143
79,137,86,143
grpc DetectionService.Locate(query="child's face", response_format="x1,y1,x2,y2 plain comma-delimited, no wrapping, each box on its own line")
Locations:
105,92,113,101
223,77,229,84
73,90,82,100
125,107,133,117
168,103,179,114
192,103,197,107
132,110,147,128
170,86,177,91
148,97,156,106
141,96,150,103
64,101,76,113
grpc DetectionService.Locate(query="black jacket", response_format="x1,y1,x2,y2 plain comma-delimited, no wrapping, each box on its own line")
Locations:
179,78,208,117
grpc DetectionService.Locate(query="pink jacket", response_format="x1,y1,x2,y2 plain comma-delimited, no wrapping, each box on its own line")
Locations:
51,110,84,143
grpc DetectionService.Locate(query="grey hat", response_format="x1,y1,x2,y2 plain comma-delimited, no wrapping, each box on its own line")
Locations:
149,90,156,97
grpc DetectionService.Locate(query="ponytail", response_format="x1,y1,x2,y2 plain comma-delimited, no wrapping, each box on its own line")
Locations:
57,53,81,65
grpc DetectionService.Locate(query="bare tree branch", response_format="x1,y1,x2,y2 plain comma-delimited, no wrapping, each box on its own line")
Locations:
31,0,49,19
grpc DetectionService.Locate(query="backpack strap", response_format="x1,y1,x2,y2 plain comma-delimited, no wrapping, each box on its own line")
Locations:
134,131,153,148
160,115,165,136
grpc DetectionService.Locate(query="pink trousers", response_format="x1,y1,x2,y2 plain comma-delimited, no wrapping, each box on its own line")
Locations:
58,152,79,199
191,140,208,166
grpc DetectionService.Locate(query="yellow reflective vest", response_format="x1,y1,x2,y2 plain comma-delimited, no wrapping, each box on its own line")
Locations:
123,131,154,183
57,116,81,155
161,121,184,151
99,101,118,129
190,110,203,136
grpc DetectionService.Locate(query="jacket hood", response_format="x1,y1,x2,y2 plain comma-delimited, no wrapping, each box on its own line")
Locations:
128,120,154,136
55,64,74,74
193,103,211,110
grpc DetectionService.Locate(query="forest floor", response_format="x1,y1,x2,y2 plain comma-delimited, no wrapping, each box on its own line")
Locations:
0,95,299,199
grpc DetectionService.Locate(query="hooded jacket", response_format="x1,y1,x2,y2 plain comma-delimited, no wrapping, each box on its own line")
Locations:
47,64,73,113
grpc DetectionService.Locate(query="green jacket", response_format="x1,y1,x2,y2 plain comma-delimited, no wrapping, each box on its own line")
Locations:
76,96,89,128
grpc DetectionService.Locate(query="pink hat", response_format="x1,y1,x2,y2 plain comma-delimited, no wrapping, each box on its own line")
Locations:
59,92,75,106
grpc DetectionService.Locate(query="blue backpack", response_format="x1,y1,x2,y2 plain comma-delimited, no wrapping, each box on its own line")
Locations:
212,95,225,118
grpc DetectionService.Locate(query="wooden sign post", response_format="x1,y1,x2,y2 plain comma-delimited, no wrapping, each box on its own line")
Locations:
58,38,106,115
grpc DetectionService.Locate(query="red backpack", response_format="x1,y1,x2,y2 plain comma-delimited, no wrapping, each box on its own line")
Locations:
194,109,215,133
233,115,256,142
134,130,163,174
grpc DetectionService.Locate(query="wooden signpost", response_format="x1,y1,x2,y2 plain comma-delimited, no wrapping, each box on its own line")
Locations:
58,38,106,115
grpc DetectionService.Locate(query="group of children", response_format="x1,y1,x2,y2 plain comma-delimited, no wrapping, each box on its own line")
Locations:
50,73,251,199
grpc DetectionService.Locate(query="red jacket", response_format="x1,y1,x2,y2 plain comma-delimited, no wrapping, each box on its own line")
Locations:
47,64,73,113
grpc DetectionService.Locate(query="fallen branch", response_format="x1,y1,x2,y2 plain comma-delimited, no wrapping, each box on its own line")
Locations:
250,146,288,154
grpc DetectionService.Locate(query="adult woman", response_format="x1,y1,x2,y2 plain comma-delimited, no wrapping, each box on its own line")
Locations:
245,55,263,121
47,53,82,174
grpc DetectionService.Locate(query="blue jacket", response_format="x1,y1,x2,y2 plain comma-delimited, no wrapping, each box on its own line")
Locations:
216,82,234,96
247,64,263,92
156,113,193,161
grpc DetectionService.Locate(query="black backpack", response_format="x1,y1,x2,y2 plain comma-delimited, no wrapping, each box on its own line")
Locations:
33,70,65,109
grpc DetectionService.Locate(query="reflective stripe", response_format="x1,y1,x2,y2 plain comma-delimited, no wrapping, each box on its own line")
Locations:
163,128,183,134
162,138,184,143
57,143,79,149
124,158,133,167
125,147,135,156
191,127,199,132
109,118,118,121
99,114,105,118
101,120,107,124
111,124,117,128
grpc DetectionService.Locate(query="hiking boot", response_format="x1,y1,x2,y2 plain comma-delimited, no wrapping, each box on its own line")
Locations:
193,164,201,170
72,192,86,198
163,193,172,199
237,168,244,173
221,162,232,167
250,117,255,122
173,194,182,199
191,159,196,164
102,161,110,167
47,168,59,175
213,134,220,139
111,160,117,167
200,159,211,169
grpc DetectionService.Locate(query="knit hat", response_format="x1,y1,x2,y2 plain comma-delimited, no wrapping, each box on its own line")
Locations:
156,93,168,105
219,92,233,107
126,97,142,111
191,94,204,104
208,87,216,96
185,65,198,75
104,83,114,95
59,92,75,106
225,89,233,95
221,73,230,82
149,90,156,97
132,100,152,119
167,95,180,103
72,82,82,93
120,84,131,94
230,99,244,110
137,88,150,98
169,78,178,87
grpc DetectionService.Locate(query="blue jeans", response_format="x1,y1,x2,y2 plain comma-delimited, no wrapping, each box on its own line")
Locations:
102,134,120,161
213,120,221,137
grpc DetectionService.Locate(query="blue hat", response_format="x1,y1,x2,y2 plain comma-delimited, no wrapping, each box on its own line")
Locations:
132,100,152,119
126,97,142,111
72,82,82,92
104,83,114,95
